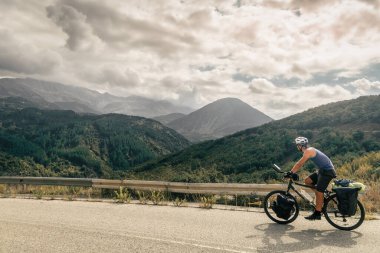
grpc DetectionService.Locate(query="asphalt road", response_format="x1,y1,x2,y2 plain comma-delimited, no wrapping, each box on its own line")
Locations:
0,198,379,253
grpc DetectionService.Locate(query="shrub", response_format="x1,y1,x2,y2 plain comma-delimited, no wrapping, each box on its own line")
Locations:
150,190,165,205
199,195,216,209
137,190,148,204
173,197,187,207
114,187,131,203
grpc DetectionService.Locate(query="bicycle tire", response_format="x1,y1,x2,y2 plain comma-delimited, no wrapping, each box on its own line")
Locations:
264,190,299,224
323,193,365,231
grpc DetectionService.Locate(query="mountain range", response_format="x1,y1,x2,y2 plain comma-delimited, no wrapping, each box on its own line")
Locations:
1,78,274,142
0,78,193,117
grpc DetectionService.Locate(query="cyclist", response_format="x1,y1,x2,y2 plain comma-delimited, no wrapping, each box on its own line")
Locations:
288,137,336,220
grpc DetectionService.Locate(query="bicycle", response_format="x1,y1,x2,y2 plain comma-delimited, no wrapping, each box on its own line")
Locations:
263,164,365,231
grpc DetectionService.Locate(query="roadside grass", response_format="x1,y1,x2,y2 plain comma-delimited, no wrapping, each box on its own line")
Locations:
361,182,380,214
0,182,378,218
0,184,264,210
0,184,101,200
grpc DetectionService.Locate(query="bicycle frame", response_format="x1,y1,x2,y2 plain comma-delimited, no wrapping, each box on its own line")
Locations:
284,179,332,208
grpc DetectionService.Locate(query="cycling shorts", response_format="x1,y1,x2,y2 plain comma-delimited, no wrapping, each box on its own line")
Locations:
309,171,335,193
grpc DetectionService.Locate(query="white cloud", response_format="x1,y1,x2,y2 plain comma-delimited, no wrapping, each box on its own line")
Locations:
249,78,277,94
348,78,380,95
246,78,355,118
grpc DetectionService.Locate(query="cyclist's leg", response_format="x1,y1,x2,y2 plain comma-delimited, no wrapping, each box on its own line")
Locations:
315,192,324,212
305,172,323,220
305,172,318,194
315,173,334,211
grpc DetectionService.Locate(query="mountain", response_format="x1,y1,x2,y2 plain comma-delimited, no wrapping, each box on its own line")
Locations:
130,95,380,183
153,113,186,125
0,78,99,113
0,96,53,112
0,78,193,117
0,99,190,178
167,98,273,142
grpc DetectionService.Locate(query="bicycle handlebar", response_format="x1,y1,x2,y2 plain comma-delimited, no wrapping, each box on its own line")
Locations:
273,164,283,173
273,164,299,181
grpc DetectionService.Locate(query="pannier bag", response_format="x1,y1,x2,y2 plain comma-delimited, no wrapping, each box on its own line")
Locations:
272,194,295,220
333,187,360,216
332,179,364,216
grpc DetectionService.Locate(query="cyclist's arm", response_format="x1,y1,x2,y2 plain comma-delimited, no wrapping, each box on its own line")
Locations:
290,149,314,173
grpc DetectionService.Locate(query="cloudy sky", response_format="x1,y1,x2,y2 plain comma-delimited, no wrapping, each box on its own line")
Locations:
0,0,379,119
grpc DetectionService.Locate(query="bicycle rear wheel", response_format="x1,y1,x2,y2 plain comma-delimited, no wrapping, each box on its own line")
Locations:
323,194,365,231
263,190,299,224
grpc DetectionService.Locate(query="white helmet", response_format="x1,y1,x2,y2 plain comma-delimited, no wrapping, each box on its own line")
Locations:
295,136,308,146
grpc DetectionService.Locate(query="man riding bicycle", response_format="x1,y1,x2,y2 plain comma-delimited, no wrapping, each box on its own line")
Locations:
288,137,336,220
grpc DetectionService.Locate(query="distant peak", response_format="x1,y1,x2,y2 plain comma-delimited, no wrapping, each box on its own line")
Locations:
213,97,242,103
204,97,252,108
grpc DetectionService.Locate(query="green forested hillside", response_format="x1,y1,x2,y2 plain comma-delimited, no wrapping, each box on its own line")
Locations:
0,98,190,178
1,96,379,182
130,95,380,183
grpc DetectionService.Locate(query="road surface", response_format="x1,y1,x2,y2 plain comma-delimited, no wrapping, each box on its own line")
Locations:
0,198,379,253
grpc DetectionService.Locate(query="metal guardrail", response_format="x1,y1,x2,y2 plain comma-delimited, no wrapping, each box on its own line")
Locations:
92,179,290,195
0,177,313,196
0,177,92,187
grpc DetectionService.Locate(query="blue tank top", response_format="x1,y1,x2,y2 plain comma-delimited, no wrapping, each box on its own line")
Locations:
310,148,334,171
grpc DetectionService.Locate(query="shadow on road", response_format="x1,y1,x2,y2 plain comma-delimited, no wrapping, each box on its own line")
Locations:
250,223,363,253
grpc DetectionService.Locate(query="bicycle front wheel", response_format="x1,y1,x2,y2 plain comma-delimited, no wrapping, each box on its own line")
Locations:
263,190,299,224
323,194,365,231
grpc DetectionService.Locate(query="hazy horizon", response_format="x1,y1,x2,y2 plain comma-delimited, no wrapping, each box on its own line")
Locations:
0,0,379,119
